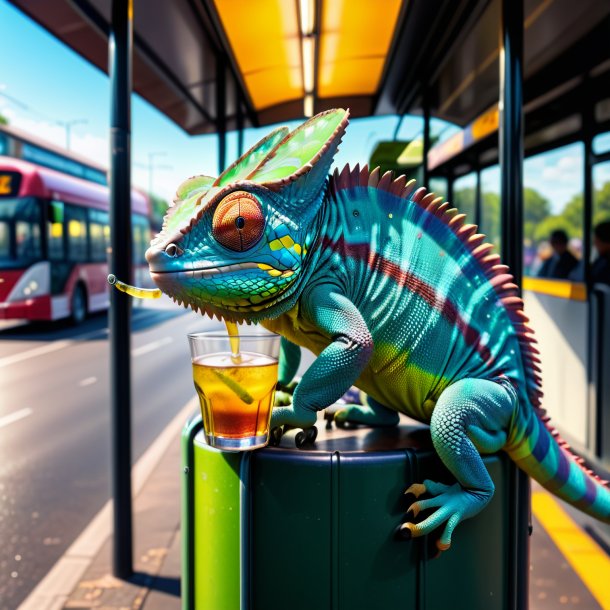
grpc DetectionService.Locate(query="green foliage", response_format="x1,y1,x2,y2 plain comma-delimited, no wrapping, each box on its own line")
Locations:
452,178,610,247
593,180,610,226
481,191,500,248
0,114,8,126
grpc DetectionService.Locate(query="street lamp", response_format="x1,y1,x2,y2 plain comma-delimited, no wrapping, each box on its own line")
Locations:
147,151,171,197
58,118,88,150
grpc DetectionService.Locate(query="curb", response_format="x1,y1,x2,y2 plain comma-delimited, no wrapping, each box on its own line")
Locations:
17,397,198,610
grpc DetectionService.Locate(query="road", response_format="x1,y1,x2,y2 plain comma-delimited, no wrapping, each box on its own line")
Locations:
0,299,225,610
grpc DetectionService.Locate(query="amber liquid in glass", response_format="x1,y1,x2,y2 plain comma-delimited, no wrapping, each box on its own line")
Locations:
193,352,278,439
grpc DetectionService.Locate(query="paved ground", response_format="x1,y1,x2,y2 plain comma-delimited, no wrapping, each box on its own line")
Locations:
0,298,224,609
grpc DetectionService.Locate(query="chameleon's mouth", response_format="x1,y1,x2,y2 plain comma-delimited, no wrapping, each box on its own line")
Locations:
150,262,262,280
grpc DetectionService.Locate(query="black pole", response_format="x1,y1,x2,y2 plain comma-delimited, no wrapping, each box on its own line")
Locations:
499,2,529,608
109,0,133,579
216,56,227,174
499,0,524,287
422,94,431,190
236,89,244,157
475,166,482,228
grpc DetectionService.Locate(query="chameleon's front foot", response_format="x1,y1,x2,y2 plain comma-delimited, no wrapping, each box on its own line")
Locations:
270,405,318,448
268,425,318,448
399,480,493,553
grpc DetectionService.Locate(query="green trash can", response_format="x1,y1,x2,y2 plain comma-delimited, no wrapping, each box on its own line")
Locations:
182,413,530,610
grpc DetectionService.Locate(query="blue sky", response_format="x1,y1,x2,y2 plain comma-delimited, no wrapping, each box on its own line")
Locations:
0,0,607,211
0,0,422,204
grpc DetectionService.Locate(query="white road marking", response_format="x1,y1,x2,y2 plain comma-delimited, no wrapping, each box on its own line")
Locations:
0,341,72,368
16,397,198,610
131,336,173,358
0,407,33,429
0,328,107,370
78,377,97,387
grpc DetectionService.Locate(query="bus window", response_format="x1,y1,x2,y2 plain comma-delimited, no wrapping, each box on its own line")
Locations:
89,209,109,262
452,173,476,223
592,131,610,156
0,213,9,260
592,161,610,285
0,198,43,265
429,177,448,201
132,215,150,265
47,200,64,260
480,166,500,250
523,143,584,279
66,205,88,262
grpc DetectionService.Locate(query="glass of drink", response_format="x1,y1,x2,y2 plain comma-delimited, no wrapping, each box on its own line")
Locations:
188,329,281,451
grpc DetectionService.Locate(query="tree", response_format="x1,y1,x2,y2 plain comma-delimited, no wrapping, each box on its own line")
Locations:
593,180,610,226
523,188,551,244
0,113,8,126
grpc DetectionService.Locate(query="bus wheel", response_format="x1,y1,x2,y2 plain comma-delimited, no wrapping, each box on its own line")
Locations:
71,284,88,325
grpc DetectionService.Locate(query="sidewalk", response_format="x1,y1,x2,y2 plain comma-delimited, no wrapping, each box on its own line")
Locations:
19,396,610,610
61,422,183,610
18,398,195,610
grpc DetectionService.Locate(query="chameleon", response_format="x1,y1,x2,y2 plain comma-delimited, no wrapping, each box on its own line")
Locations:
142,108,610,552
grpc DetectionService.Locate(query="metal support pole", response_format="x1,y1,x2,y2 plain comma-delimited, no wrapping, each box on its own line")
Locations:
475,166,482,228
499,1,529,608
109,0,133,579
216,56,227,174
499,0,524,287
422,94,431,190
236,89,244,157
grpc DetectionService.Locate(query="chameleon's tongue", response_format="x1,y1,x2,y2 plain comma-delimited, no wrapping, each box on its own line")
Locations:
225,320,241,364
107,274,162,299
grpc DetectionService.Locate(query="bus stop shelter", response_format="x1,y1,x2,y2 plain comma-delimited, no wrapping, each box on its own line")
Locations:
8,1,610,602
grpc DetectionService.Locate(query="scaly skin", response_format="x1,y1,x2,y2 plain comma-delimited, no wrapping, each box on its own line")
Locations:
146,108,610,552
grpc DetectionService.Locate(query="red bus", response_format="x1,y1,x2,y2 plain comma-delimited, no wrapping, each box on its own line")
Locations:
0,156,151,323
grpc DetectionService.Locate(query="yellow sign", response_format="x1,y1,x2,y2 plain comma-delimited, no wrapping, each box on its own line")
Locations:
0,174,12,195
471,105,499,141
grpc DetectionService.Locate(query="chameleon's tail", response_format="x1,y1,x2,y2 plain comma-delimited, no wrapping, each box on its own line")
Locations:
506,405,610,523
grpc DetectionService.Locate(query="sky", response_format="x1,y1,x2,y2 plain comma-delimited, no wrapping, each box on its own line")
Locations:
0,0,422,205
0,0,608,211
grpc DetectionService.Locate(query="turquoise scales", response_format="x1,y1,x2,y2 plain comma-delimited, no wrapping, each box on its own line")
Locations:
144,108,610,552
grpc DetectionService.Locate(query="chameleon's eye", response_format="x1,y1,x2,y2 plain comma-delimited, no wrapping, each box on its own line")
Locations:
212,191,264,252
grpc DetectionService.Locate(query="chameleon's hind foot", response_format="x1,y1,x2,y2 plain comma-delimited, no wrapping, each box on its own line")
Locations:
398,480,493,552
295,426,318,448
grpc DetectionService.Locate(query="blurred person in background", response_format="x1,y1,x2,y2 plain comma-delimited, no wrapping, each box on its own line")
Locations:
592,221,610,285
537,229,579,280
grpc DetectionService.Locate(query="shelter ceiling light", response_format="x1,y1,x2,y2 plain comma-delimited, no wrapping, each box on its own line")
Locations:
304,93,314,118
299,0,315,36
299,0,317,118
302,36,315,93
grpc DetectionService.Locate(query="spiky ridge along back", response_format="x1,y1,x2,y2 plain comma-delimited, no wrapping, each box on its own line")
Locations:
329,163,610,497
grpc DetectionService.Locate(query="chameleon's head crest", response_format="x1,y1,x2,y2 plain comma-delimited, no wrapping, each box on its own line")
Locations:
152,108,349,245
145,109,349,322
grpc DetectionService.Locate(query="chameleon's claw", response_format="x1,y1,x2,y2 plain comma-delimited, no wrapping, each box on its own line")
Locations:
398,522,416,540
406,502,422,518
436,540,451,552
269,426,284,446
404,483,427,498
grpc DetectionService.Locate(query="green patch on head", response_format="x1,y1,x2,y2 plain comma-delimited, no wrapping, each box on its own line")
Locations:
250,109,348,184
215,126,289,187
175,175,215,202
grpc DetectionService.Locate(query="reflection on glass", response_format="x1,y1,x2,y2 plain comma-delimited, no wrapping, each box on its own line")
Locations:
592,131,610,156
429,177,448,201
523,143,584,278
452,173,476,223
480,166,500,251
592,161,610,285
